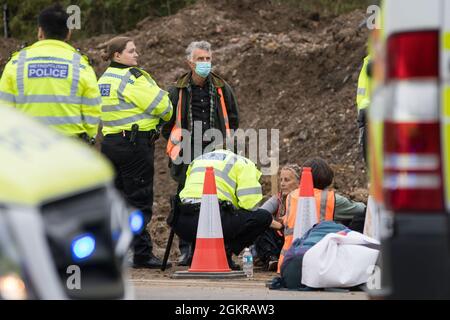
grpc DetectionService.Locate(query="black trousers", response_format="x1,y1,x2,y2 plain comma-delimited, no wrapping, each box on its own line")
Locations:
357,109,367,163
101,134,155,262
174,203,273,255
254,229,285,263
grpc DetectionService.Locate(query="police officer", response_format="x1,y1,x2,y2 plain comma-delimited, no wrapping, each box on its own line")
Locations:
98,36,173,269
0,4,101,141
356,55,371,162
173,149,275,270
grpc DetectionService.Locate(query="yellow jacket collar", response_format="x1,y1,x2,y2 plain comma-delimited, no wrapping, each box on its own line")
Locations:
31,39,77,52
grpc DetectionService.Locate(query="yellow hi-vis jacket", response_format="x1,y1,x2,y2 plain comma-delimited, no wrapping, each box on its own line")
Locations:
98,66,173,135
179,149,263,210
0,40,102,138
0,107,113,206
356,55,371,112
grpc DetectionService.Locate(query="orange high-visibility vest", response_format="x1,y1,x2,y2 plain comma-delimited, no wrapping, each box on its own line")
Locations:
166,87,231,162
277,188,335,273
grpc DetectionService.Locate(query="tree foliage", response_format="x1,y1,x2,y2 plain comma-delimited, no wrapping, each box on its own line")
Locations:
1,0,196,41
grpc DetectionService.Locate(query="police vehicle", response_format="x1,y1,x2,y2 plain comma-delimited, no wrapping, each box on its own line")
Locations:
368,0,450,299
0,106,143,299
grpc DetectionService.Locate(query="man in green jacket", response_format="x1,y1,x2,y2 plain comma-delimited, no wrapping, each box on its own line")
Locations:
162,41,239,265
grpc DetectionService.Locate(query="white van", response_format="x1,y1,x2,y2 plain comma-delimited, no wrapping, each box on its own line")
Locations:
368,0,450,299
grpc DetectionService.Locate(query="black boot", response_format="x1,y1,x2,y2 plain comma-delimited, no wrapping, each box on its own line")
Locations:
177,239,192,266
226,250,241,271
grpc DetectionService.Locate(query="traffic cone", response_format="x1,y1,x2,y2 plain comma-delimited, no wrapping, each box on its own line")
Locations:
173,167,246,279
292,167,318,240
278,167,317,273
188,167,231,272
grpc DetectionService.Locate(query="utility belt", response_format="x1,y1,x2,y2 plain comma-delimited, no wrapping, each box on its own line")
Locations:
180,198,236,212
105,124,160,145
78,133,96,145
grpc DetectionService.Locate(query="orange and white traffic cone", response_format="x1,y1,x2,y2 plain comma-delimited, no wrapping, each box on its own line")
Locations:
277,167,317,273
188,167,230,272
292,167,318,240
173,167,245,279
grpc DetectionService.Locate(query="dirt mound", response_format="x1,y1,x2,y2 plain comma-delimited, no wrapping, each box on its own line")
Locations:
0,38,21,73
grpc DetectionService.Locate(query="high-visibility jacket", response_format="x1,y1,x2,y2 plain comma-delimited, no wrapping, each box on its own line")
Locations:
179,149,263,210
98,66,172,135
166,86,231,163
356,55,371,112
0,40,102,138
277,188,335,273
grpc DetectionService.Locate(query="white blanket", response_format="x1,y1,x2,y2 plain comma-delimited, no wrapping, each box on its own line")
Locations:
301,230,380,288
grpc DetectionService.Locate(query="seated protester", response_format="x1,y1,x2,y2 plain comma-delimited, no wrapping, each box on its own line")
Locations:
278,157,366,273
253,164,301,271
174,149,281,270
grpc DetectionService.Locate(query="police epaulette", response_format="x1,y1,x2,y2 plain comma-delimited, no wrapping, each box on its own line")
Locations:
9,43,28,62
130,68,143,79
8,51,19,62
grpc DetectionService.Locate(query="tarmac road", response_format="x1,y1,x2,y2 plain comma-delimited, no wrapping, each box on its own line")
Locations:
129,278,368,300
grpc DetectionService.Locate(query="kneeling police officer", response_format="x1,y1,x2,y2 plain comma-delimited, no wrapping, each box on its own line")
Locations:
172,149,277,270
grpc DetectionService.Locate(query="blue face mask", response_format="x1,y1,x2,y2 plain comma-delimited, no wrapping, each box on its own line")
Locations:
195,62,211,78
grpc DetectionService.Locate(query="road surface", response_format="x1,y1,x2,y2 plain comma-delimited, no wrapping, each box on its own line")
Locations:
129,273,368,300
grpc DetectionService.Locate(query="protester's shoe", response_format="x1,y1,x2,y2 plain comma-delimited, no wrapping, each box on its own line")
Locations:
177,252,192,267
133,255,172,269
226,252,241,271
228,259,241,271
267,256,278,272
253,256,265,267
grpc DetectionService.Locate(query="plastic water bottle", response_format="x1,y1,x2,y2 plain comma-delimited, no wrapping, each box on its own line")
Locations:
242,248,253,278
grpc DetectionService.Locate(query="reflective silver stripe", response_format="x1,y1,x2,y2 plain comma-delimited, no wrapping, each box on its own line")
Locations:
102,101,136,112
102,113,156,127
280,249,287,255
219,171,236,190
70,53,81,96
38,116,84,125
190,167,206,174
217,186,234,202
320,189,328,221
145,90,165,115
112,71,135,111
222,155,238,176
159,101,172,118
15,95,100,106
189,166,237,190
284,228,294,236
357,88,366,95
118,71,132,99
0,91,16,102
81,96,102,106
102,72,135,84
170,135,181,144
82,115,100,125
236,186,262,197
219,155,239,189
17,50,27,96
38,115,99,126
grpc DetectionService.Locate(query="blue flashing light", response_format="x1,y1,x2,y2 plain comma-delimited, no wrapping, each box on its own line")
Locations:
129,210,144,234
71,234,96,260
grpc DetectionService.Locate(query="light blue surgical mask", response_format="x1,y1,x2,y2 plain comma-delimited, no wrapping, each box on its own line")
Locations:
195,62,211,78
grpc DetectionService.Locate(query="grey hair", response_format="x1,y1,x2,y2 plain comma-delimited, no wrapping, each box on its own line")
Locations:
185,41,212,61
